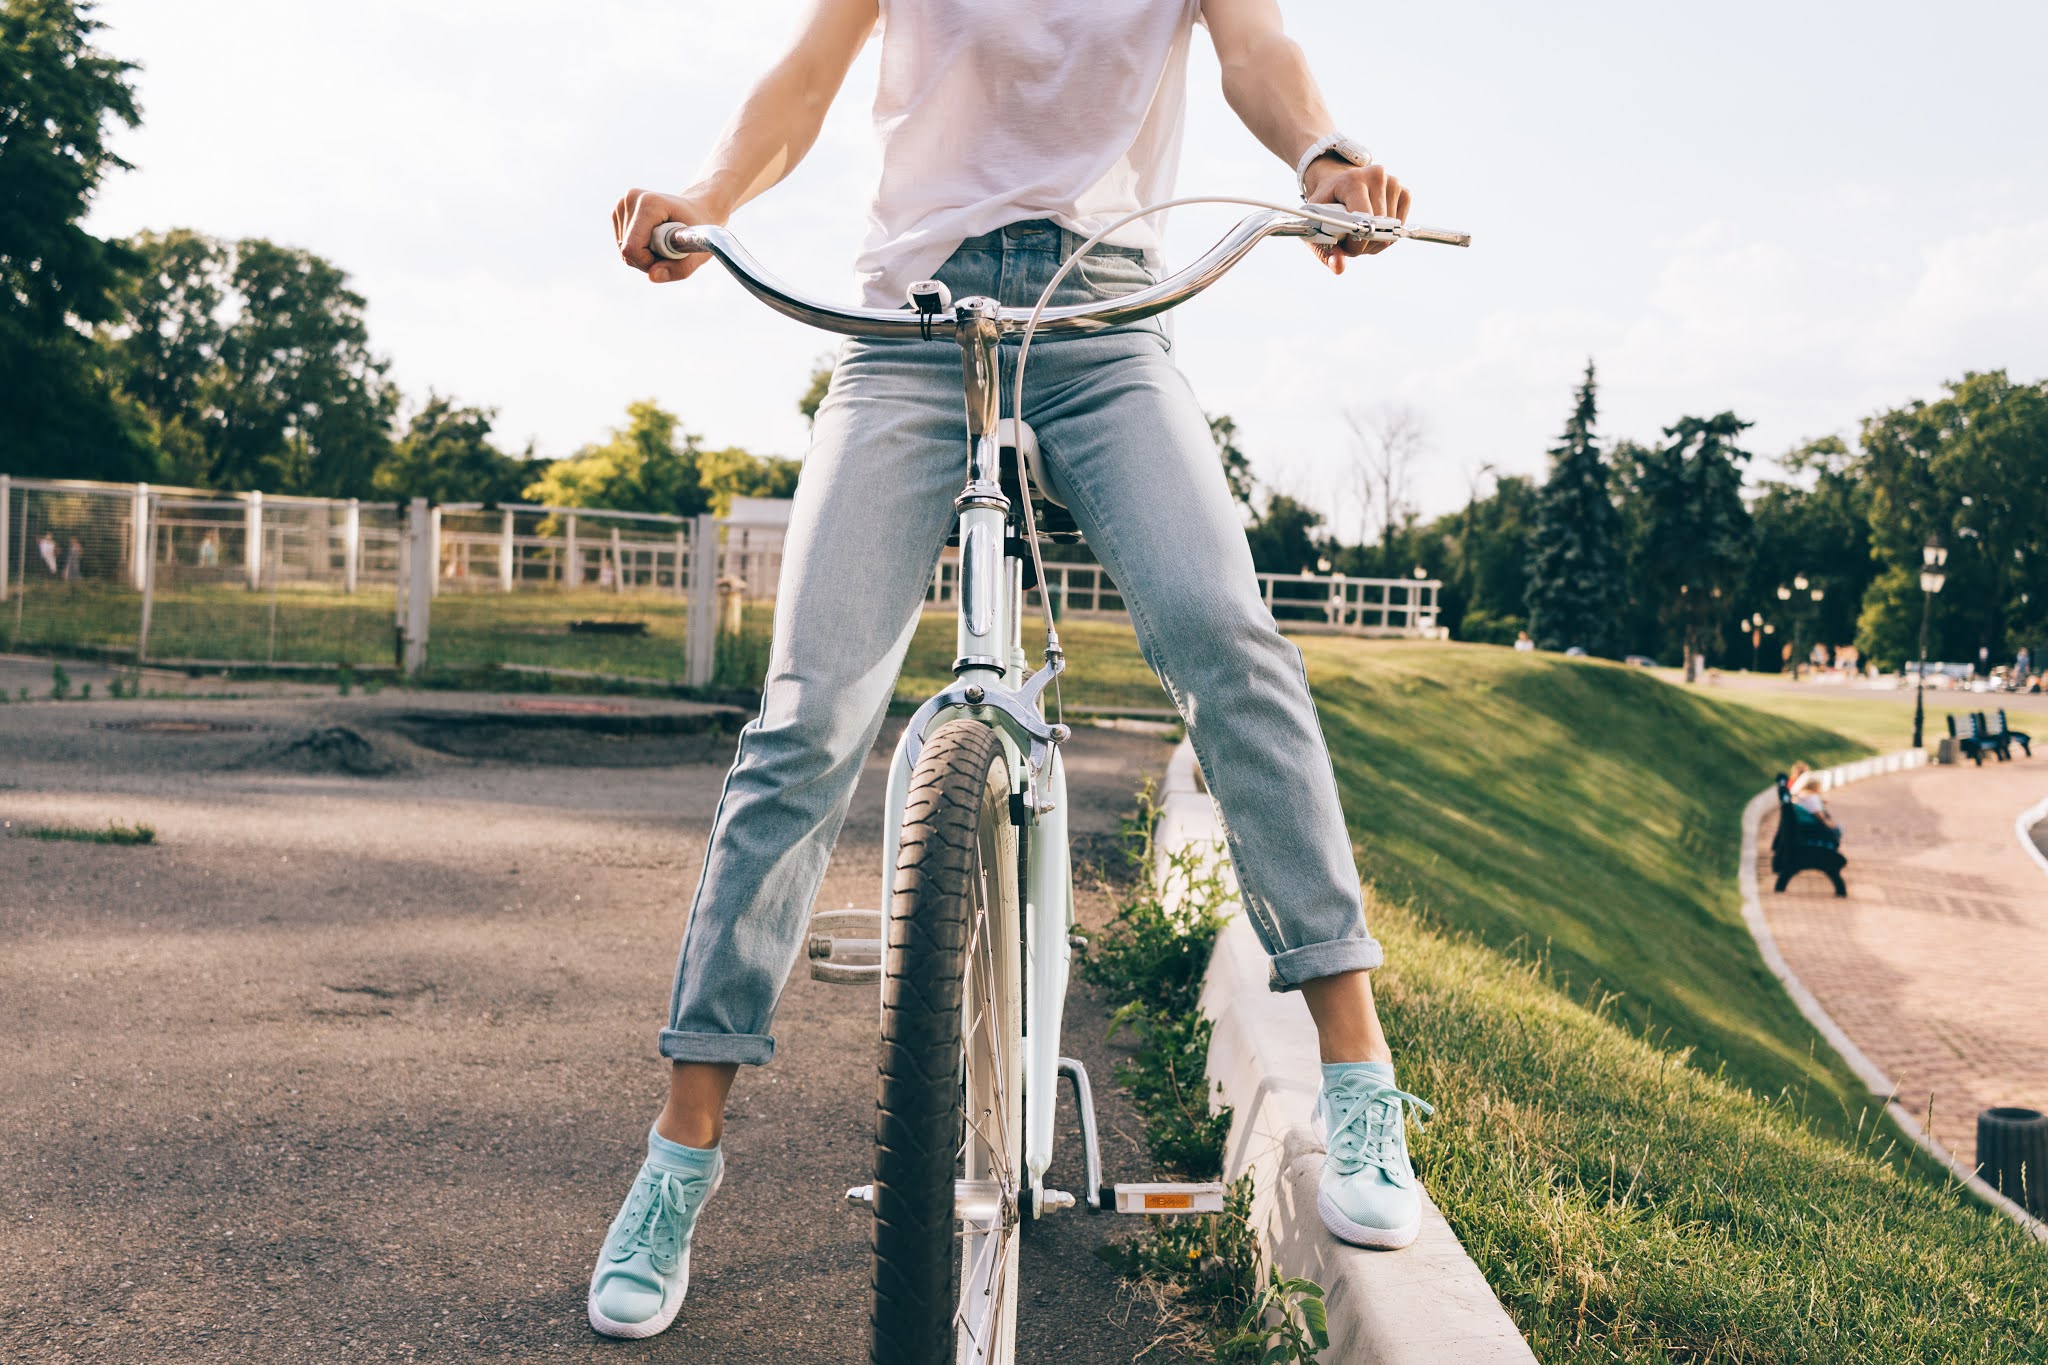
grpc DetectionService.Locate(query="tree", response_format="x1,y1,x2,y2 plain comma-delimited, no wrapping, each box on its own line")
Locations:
1244,492,1328,576
524,400,707,515
1209,412,1256,513
372,395,533,504
1524,362,1626,655
696,443,800,514
524,399,798,517
0,0,150,479
1852,372,2048,670
103,231,396,494
1419,469,1538,644
1345,404,1427,577
798,358,833,428
1626,413,1755,681
1740,437,1873,671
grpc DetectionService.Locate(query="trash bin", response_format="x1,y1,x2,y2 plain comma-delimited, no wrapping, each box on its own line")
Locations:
1976,1107,2047,1216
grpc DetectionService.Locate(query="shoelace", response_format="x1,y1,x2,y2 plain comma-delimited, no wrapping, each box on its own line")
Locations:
1323,1079,1434,1179
609,1168,709,1275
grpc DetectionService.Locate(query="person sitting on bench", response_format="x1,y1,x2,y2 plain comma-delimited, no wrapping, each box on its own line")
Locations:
1772,768,1847,897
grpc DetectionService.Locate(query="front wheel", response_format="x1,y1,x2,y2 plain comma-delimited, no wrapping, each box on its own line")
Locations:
872,719,1023,1365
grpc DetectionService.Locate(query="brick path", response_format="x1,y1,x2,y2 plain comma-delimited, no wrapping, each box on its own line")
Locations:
1760,758,2048,1168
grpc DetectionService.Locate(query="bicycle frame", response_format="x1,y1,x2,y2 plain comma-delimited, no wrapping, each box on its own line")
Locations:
879,295,1077,1217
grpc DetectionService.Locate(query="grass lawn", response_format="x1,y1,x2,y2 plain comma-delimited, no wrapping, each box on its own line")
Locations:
895,611,1172,711
1684,683,1973,755
1382,904,2045,1362
1300,639,1878,1127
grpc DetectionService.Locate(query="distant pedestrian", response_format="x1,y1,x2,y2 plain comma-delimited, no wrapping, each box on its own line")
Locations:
1773,766,1847,897
62,537,82,580
198,531,220,567
1514,630,1534,653
37,531,57,575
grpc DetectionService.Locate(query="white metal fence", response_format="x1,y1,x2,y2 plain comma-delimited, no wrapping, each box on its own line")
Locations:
2,475,1444,684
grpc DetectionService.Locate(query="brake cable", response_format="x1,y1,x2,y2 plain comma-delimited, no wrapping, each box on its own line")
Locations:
1004,195,1383,733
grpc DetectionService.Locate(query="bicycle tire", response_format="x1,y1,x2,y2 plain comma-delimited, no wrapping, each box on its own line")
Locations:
872,719,1023,1365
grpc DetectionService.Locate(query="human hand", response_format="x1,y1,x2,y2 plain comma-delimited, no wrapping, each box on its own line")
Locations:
1302,159,1411,273
613,188,723,283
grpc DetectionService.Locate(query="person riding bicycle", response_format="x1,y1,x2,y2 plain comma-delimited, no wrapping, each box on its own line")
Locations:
593,0,1433,1339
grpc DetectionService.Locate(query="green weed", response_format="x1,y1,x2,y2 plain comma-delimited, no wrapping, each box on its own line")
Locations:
16,821,156,845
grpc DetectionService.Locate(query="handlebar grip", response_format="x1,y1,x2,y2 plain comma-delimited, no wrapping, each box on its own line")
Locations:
649,222,713,260
1402,224,1472,248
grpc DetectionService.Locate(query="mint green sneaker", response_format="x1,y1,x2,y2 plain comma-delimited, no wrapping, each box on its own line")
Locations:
1313,1063,1434,1250
586,1134,723,1339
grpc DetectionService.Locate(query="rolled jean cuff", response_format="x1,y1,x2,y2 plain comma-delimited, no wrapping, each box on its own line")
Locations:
1265,935,1386,992
659,1028,776,1067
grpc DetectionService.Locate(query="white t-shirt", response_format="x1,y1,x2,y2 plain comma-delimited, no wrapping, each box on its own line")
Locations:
855,0,1201,307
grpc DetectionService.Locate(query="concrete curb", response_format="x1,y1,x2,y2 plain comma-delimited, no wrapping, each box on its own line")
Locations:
1156,740,1535,1363
2015,791,2048,882
1736,748,2048,1241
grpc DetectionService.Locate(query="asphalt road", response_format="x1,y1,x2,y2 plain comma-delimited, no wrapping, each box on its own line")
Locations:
0,690,1183,1363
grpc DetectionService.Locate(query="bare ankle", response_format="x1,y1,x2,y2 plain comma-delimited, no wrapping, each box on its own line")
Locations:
657,1060,739,1149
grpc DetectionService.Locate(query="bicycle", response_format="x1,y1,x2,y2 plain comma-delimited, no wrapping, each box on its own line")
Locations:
652,200,1468,1365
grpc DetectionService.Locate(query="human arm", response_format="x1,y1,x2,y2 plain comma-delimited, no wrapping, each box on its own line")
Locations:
613,0,877,283
1200,0,1409,270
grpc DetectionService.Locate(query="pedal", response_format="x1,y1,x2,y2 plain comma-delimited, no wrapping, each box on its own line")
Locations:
845,1180,1012,1230
807,909,883,983
1111,1182,1227,1215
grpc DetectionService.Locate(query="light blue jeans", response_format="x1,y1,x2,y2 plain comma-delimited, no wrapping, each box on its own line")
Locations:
662,222,1383,1066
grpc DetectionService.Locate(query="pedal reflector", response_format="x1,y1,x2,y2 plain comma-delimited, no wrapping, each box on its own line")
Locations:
1113,1182,1226,1215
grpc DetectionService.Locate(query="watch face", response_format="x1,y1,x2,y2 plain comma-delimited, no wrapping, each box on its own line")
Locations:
1332,138,1371,168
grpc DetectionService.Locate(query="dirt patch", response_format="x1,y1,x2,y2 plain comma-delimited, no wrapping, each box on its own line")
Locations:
233,726,410,777
388,709,747,767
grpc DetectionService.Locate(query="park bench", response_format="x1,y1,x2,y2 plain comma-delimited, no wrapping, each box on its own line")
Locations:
1946,713,2007,765
1986,708,2031,758
1770,773,1847,896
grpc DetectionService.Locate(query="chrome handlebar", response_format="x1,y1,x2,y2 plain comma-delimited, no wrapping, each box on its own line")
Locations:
648,208,1469,340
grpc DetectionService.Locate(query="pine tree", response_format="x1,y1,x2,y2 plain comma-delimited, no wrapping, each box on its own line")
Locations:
1629,413,1755,682
1524,362,1626,655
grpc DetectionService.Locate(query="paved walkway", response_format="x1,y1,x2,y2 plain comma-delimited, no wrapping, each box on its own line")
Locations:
1760,757,2048,1169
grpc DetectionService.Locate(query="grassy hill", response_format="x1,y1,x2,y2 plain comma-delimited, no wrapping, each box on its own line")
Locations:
938,622,2044,1358
1298,639,1878,1129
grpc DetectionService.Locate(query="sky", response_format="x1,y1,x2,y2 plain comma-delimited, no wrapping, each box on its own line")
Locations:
82,0,2048,543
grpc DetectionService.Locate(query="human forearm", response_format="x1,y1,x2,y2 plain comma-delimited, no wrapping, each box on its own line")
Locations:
684,35,861,221
1214,23,1333,178
1201,0,1409,268
615,0,873,282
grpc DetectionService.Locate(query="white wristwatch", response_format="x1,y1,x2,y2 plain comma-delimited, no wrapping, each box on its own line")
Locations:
1295,134,1373,197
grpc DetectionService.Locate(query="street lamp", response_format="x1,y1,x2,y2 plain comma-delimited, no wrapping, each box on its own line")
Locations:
1913,536,1949,749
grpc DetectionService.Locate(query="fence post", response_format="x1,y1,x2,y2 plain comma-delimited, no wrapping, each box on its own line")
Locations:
130,483,150,589
428,506,443,598
611,526,624,593
245,491,263,590
500,508,515,592
565,514,581,588
0,474,9,604
343,499,361,594
403,497,431,676
137,492,157,663
673,529,687,597
687,514,719,687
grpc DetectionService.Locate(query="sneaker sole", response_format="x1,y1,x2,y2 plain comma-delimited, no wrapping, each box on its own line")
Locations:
586,1257,688,1340
1317,1188,1421,1250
